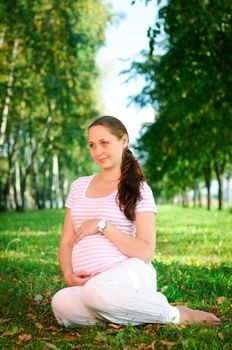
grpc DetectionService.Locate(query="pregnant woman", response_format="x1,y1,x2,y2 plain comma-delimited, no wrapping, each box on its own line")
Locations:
51,115,220,327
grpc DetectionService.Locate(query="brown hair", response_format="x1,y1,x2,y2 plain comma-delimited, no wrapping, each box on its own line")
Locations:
88,116,144,221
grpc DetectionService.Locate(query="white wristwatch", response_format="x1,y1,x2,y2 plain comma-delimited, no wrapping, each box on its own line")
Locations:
97,219,107,234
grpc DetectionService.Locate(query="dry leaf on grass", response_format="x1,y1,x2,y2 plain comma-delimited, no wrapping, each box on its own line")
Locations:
160,340,176,347
144,324,155,335
35,322,44,330
137,343,147,350
27,312,37,320
16,334,32,344
45,325,59,333
109,323,122,329
216,296,225,304
43,342,60,350
95,332,107,343
208,306,220,315
2,330,13,337
146,341,155,350
108,323,124,333
218,332,224,341
64,332,80,340
2,326,18,336
0,318,11,324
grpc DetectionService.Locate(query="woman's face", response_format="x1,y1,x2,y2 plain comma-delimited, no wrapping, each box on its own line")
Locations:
88,125,128,170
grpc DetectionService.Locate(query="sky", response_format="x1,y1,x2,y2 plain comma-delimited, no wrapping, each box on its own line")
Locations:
96,0,158,144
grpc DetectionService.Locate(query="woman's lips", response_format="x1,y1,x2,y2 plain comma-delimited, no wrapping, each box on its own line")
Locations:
98,157,108,163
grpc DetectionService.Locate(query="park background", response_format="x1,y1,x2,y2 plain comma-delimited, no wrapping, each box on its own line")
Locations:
0,0,231,349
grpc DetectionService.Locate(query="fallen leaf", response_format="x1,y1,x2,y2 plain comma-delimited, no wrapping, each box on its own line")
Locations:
137,343,147,350
153,324,163,331
43,342,60,350
218,332,224,341
45,325,59,332
2,331,12,337
216,296,225,304
144,324,155,335
109,323,122,330
34,294,43,302
146,341,155,350
107,323,123,333
2,326,18,336
175,324,186,330
208,306,220,315
220,315,230,321
160,285,168,293
35,322,43,330
27,312,37,320
0,318,11,324
18,327,25,333
16,334,32,344
160,340,176,347
64,332,80,340
95,332,107,343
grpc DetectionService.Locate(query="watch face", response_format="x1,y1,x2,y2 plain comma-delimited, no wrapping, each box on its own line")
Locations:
98,220,106,230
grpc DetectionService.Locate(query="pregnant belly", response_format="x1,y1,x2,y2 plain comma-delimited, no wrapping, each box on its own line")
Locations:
72,234,128,274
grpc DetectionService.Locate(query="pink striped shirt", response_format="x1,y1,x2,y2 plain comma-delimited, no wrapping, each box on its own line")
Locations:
65,175,157,274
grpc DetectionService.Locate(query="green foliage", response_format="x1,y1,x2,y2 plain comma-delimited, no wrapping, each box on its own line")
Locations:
130,0,232,204
0,0,112,210
0,206,231,349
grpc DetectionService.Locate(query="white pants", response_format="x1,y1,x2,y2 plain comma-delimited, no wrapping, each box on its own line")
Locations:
51,258,180,327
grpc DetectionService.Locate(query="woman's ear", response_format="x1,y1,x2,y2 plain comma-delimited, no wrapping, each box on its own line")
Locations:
122,135,128,148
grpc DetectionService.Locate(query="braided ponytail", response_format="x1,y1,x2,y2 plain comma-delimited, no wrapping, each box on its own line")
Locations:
88,115,145,221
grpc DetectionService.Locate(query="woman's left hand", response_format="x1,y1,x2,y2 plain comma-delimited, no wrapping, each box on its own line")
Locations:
73,219,98,243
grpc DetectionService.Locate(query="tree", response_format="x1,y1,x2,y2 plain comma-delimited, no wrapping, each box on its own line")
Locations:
130,0,232,209
0,0,112,210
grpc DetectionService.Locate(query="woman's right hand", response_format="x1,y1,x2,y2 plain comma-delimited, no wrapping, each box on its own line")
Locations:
65,271,98,286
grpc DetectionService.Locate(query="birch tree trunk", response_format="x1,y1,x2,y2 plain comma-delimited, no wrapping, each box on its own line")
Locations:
225,175,231,203
52,154,60,208
13,160,23,211
0,28,5,48
0,38,19,149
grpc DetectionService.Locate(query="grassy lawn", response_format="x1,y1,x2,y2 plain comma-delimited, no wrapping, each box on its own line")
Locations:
0,206,231,349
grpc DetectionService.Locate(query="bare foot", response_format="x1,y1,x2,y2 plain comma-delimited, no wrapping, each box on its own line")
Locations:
177,306,221,326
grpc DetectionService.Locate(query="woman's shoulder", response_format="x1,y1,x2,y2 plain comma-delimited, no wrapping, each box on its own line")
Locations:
70,175,94,190
140,180,153,193
72,175,93,184
136,180,157,213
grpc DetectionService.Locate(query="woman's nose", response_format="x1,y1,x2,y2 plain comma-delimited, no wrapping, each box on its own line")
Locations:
95,145,103,156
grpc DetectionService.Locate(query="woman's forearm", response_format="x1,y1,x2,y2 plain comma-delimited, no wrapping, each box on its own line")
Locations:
103,223,155,263
58,242,73,282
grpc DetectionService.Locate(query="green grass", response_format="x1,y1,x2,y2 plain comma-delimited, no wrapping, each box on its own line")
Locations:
0,206,231,349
